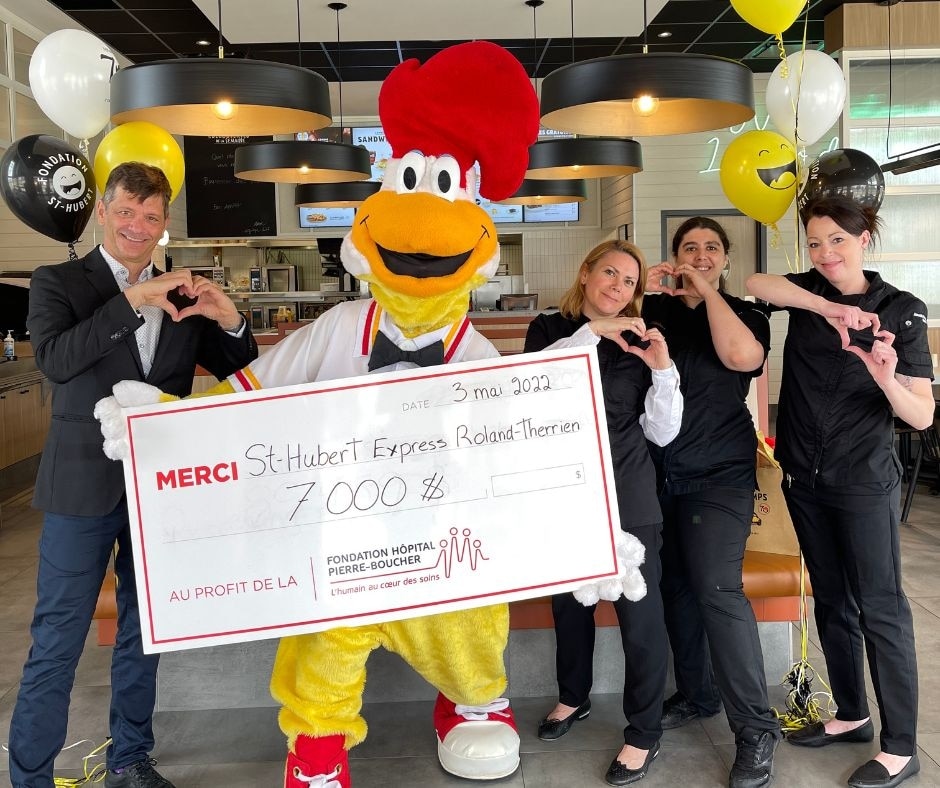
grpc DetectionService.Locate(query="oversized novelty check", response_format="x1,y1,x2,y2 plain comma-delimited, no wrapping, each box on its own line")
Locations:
121,347,621,653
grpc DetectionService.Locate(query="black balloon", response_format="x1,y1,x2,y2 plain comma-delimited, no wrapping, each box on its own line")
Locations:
0,135,96,243
797,148,885,215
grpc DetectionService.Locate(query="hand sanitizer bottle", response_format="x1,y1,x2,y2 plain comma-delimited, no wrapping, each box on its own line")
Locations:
3,330,14,361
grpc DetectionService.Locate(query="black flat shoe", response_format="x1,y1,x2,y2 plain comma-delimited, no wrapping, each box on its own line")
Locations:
848,754,920,788
604,741,660,786
537,699,591,741
787,719,874,747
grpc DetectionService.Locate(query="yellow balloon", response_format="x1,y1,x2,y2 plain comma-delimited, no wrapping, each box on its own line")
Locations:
93,121,185,203
719,130,797,226
730,0,807,35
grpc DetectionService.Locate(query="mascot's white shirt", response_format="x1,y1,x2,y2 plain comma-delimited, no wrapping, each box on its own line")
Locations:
226,299,499,392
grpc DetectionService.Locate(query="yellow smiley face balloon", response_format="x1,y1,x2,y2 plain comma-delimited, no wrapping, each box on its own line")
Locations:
719,130,797,225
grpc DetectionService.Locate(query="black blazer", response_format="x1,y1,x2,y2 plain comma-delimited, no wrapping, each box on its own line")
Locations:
27,247,258,516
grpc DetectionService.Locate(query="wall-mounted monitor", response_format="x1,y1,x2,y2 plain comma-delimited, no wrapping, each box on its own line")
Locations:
297,125,581,227
299,207,356,228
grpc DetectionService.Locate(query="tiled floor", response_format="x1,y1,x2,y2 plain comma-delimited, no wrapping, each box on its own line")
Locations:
1,473,939,787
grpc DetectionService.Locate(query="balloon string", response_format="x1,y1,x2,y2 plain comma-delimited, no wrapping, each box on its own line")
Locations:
775,36,787,76
79,139,90,158
792,9,811,274
68,243,78,261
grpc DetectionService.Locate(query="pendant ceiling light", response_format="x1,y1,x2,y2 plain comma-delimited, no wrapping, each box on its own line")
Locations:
498,178,588,205
110,0,332,136
525,0,643,180
296,180,381,207
538,1,754,137
292,2,378,207
234,0,371,183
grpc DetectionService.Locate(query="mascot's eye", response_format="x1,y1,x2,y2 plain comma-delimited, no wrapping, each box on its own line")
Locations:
430,156,461,202
396,151,426,193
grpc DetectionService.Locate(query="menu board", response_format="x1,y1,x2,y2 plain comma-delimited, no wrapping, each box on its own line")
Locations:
349,126,578,224
299,207,356,228
184,136,277,238
523,202,579,223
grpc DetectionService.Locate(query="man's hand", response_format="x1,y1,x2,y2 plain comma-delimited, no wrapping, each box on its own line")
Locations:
175,276,244,331
124,270,196,320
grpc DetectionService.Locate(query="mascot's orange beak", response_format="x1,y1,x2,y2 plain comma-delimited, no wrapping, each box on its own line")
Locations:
345,157,499,300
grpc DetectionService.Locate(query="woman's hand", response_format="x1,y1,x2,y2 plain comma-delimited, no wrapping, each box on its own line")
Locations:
646,262,677,295
588,316,647,352
672,263,714,300
817,301,881,348
845,329,897,386
626,327,672,370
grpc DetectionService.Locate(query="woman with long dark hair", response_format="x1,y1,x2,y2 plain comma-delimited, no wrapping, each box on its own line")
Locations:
643,216,781,788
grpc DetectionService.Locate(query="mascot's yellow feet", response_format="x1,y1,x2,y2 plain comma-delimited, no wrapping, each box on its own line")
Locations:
434,693,520,780
285,734,349,788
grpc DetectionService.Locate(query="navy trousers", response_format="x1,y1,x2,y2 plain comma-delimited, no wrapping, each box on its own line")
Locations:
551,522,666,750
8,499,160,787
783,476,918,756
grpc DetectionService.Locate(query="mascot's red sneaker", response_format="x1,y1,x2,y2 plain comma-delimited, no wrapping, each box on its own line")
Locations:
284,734,350,788
433,693,520,780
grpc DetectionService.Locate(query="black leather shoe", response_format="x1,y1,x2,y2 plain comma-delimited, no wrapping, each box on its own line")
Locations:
848,755,920,788
104,759,175,788
787,719,874,747
661,692,718,730
729,730,778,788
604,741,660,786
537,699,591,741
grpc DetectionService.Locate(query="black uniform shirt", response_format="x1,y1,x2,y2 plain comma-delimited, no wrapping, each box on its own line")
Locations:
525,311,662,529
770,269,933,486
642,293,770,495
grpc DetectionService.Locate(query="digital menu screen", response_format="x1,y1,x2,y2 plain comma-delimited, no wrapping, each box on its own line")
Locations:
300,126,581,226
298,207,356,228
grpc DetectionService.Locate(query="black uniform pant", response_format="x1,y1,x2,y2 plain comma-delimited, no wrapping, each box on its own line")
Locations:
659,487,779,738
783,476,917,756
551,523,665,750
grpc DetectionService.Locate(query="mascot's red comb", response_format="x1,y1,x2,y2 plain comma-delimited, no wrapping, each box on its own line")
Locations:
378,41,539,201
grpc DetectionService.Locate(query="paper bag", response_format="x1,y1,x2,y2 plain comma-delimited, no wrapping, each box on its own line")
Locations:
747,433,801,556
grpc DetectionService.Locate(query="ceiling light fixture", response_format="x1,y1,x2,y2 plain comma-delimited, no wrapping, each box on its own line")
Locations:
498,178,588,205
233,0,371,183
110,0,332,136
524,0,643,180
539,0,755,136
296,180,382,207
292,2,379,207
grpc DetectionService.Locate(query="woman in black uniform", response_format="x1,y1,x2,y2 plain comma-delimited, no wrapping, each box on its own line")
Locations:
748,197,934,788
644,217,781,788
526,239,682,786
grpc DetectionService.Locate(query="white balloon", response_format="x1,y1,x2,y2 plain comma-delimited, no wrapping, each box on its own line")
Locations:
766,49,846,147
28,29,119,140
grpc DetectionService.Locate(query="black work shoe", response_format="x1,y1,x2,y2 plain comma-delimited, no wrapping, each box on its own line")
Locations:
104,759,176,788
604,741,660,786
661,692,718,730
729,730,778,788
787,719,874,747
537,699,591,740
847,755,920,788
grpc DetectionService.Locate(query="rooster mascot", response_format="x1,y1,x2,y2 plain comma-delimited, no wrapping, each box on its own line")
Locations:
98,41,644,787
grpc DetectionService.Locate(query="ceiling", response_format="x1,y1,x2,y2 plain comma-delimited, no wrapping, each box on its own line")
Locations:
36,0,920,117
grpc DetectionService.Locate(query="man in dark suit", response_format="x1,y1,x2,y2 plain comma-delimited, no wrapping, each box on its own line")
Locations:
8,162,258,788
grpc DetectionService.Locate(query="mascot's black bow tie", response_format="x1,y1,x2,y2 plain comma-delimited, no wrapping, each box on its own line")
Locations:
367,331,445,371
